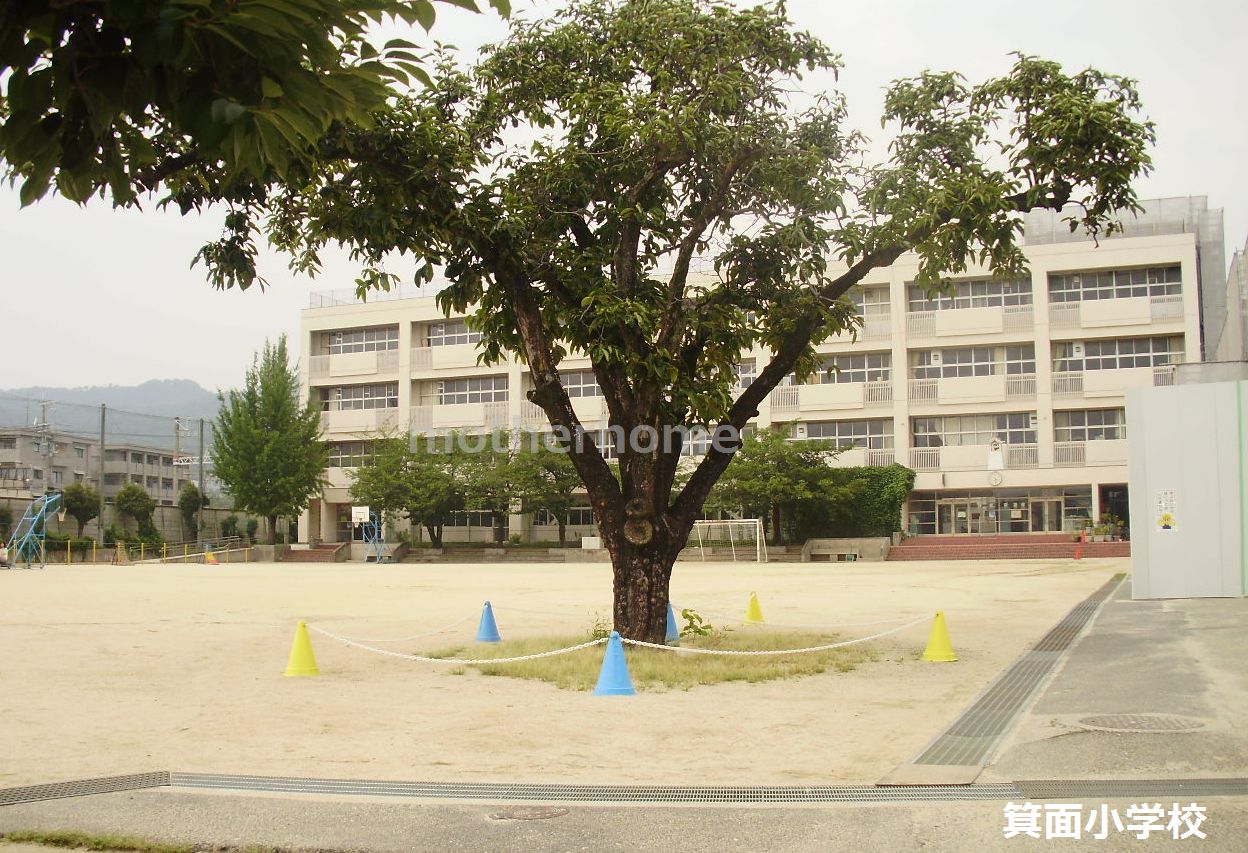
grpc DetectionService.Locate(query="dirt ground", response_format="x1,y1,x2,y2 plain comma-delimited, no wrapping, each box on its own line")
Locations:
0,557,1123,787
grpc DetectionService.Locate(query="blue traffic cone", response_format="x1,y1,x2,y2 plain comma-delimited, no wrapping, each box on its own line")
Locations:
475,601,501,643
665,603,680,646
593,631,636,696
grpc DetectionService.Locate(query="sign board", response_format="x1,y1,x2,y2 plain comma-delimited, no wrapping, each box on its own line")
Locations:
173,456,198,466
351,505,371,524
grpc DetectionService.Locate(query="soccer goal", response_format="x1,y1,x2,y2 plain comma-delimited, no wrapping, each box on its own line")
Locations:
688,518,767,563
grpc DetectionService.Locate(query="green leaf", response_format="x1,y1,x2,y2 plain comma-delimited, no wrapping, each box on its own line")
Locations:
261,77,284,98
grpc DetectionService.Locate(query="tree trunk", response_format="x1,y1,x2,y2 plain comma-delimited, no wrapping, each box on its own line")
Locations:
425,523,443,548
557,517,567,548
266,514,278,545
76,518,85,537
606,530,684,644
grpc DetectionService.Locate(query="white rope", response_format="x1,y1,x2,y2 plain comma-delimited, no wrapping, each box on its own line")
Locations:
619,614,930,656
307,624,608,665
681,607,925,632
320,612,478,644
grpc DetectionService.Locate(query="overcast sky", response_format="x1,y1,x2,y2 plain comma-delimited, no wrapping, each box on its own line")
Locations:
1,0,1244,393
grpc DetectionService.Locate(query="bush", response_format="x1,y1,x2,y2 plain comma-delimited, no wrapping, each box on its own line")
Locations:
792,463,916,540
220,515,240,539
42,532,95,552
244,518,259,541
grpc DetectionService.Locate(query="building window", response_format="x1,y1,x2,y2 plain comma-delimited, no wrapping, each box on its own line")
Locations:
912,413,1036,447
146,454,160,465
446,510,500,527
912,346,998,379
130,474,142,484
162,478,174,489
436,376,508,405
563,370,602,398
425,319,481,347
810,352,891,384
734,359,757,388
326,325,399,354
130,452,144,464
0,436,15,450
848,286,890,315
1005,344,1036,375
802,419,894,449
74,446,86,458
327,441,374,468
161,456,172,467
907,277,1031,311
51,470,63,484
31,469,43,480
1053,337,1183,372
321,382,400,411
1055,409,1127,441
534,507,597,526
103,473,124,486
1049,265,1181,303
74,472,85,482
105,450,126,462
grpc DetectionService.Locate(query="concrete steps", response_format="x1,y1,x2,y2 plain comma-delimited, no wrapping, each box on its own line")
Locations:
886,536,1129,561
283,545,342,562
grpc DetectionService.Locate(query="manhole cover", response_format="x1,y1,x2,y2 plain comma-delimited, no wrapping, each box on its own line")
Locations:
1077,714,1206,733
489,806,570,821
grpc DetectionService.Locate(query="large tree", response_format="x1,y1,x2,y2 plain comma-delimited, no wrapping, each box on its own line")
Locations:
212,335,328,545
202,0,1152,641
0,0,508,209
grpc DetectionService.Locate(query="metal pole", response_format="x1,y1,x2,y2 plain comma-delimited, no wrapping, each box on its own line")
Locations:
98,404,106,544
198,418,206,545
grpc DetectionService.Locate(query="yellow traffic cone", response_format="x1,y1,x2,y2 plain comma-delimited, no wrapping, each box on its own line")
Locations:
744,591,766,624
204,549,219,565
284,620,320,676
921,611,958,662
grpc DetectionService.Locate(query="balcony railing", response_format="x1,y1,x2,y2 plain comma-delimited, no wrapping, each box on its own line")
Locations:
909,447,941,471
521,400,546,428
906,311,935,337
1003,305,1035,331
1005,373,1036,398
1150,295,1184,321
1049,302,1081,328
409,348,433,372
1005,443,1039,469
769,384,800,413
1153,365,1176,386
1051,371,1084,397
864,380,893,405
860,311,891,340
866,448,895,467
377,350,400,372
908,378,938,402
1054,441,1087,467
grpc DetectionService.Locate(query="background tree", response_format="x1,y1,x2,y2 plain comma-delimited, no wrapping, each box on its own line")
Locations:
114,483,155,536
177,483,206,542
203,0,1154,642
459,435,515,544
212,335,328,545
511,434,590,547
60,481,101,538
349,434,464,548
0,0,509,212
702,427,843,546
0,504,13,539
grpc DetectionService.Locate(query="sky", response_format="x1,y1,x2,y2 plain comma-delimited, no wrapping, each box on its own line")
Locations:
1,0,1245,392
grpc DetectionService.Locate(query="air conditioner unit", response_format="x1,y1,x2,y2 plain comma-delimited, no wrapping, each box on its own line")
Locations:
930,351,943,365
794,424,808,438
1072,342,1084,356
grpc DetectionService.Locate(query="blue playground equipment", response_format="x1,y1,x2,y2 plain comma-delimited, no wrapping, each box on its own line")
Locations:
361,511,388,563
4,491,63,569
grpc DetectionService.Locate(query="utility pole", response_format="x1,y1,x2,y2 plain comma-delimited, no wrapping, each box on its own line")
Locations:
173,416,182,458
36,400,53,495
98,404,106,540
198,418,206,544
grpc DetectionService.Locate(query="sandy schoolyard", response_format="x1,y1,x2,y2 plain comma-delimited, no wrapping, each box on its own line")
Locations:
0,557,1123,787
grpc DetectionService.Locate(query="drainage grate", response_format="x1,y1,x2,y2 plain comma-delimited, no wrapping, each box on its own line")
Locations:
1077,714,1206,733
489,806,570,820
167,773,1022,804
0,772,169,806
1016,778,1248,800
913,575,1123,767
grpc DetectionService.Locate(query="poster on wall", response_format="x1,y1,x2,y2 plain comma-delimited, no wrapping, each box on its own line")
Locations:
1154,489,1177,532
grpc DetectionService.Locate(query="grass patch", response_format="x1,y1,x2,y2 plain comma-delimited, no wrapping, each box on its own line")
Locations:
0,830,291,853
0,831,193,853
431,628,875,691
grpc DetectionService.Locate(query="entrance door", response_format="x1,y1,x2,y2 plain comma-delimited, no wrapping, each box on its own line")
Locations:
938,500,974,534
1030,499,1064,532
